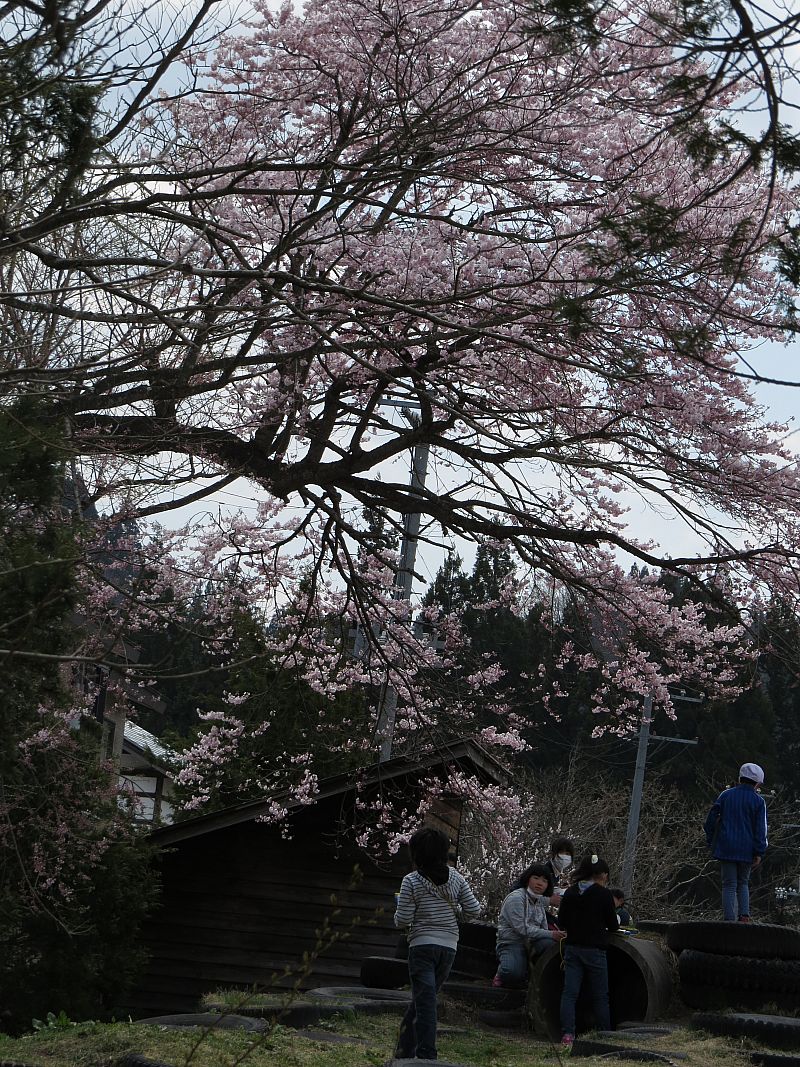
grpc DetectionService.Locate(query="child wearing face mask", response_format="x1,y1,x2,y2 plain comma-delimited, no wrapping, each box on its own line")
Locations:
544,837,575,918
493,863,567,987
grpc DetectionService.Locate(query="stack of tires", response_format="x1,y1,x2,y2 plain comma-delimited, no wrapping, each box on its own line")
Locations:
667,921,800,1012
362,922,498,986
361,922,499,989
360,921,529,1027
452,921,500,981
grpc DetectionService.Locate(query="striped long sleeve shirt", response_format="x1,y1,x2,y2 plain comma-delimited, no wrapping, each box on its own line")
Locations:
394,868,482,949
704,783,768,862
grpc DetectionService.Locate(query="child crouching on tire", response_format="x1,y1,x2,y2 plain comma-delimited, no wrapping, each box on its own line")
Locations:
494,862,566,987
393,827,482,1061
557,853,619,1051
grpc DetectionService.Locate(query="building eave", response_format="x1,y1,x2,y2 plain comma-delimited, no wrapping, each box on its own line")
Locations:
150,736,508,847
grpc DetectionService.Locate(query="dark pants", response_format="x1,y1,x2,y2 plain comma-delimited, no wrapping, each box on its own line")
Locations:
396,943,456,1060
559,945,610,1036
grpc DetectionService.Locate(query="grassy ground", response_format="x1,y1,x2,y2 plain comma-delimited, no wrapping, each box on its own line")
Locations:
0,1000,777,1067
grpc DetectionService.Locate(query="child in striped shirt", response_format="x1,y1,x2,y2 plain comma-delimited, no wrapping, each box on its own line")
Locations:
394,826,481,1060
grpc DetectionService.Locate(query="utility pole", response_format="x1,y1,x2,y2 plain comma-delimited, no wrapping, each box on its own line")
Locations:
368,406,430,762
621,694,652,899
375,437,430,762
621,691,701,899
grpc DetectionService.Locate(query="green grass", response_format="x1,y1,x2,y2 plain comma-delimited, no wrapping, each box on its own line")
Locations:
0,1002,775,1067
200,988,297,1010
1,1017,384,1067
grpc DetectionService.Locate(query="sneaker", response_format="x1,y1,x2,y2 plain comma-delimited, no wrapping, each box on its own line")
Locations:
738,916,752,923
491,973,503,988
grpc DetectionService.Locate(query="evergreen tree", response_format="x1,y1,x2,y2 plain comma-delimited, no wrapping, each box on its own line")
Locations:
419,546,584,759
645,571,776,795
134,590,217,741
421,551,470,616
0,401,155,1029
757,598,800,798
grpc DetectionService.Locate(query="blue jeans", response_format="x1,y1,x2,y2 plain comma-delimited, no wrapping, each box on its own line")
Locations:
396,943,456,1060
496,941,529,986
560,945,610,1036
721,860,752,921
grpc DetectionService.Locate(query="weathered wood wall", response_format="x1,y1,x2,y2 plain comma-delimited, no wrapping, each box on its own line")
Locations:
126,803,410,1017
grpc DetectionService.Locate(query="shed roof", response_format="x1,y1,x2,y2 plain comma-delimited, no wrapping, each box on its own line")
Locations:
124,721,175,764
151,737,507,846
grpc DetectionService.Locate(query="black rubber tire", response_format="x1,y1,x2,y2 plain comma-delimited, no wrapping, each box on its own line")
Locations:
395,934,409,960
270,1003,324,1027
198,998,404,1022
599,1027,676,1037
458,921,498,954
307,986,409,1002
636,921,676,937
571,1039,678,1062
291,999,407,1024
667,922,800,960
453,943,497,979
261,1003,322,1027
616,1024,679,1034
442,979,525,1010
679,950,800,993
678,983,797,1013
693,1012,800,1050
136,1013,268,1032
477,1008,526,1029
526,935,674,1042
678,983,732,1011
360,956,409,989
337,1000,407,1017
751,1054,800,1066
200,1003,274,1018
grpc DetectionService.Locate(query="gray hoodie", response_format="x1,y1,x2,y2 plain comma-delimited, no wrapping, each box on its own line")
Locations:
496,888,552,953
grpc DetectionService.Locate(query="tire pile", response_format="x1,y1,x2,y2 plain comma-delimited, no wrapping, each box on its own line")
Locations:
667,921,800,1013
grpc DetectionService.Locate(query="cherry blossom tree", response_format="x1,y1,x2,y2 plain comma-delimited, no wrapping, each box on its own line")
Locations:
3,0,800,808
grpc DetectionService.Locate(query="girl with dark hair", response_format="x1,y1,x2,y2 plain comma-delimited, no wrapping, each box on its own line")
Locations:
394,827,481,1060
557,853,619,1051
545,836,575,885
493,862,566,988
544,836,575,917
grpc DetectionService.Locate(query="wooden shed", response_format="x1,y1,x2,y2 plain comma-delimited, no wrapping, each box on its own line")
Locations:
127,739,505,1017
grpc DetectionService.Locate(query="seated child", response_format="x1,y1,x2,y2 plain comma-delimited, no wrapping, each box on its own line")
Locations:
610,887,632,926
494,862,566,987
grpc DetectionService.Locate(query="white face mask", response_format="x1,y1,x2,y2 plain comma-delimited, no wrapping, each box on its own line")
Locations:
555,853,572,870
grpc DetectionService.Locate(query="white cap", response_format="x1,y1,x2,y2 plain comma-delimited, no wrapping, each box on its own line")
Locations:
739,762,765,785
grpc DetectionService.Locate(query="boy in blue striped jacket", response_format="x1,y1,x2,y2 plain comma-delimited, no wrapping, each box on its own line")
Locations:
394,826,481,1060
704,761,768,922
